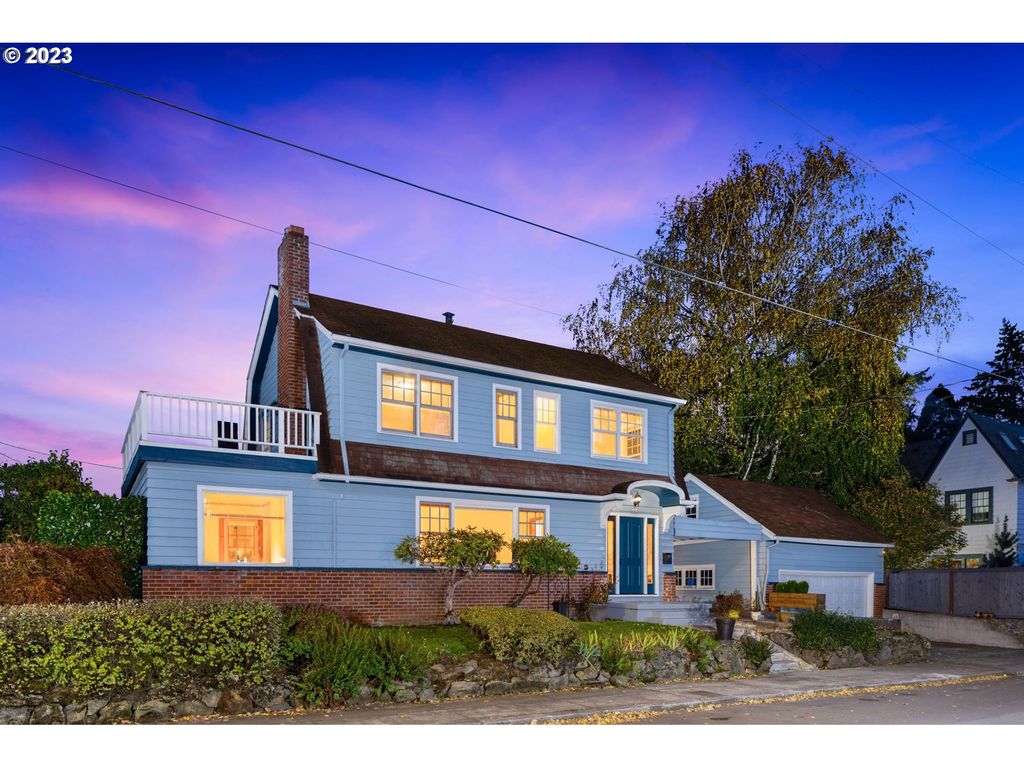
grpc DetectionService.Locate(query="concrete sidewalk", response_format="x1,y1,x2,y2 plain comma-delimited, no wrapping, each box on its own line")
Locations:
200,644,1024,725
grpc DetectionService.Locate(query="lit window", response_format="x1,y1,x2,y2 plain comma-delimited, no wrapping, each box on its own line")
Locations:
964,556,984,569
534,393,560,453
419,502,451,534
646,519,655,587
676,565,714,590
201,489,288,565
591,404,645,461
379,368,454,439
946,488,992,525
518,508,546,538
606,517,616,587
494,388,520,448
454,506,515,563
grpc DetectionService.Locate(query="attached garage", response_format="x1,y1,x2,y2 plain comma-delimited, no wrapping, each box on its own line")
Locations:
778,570,874,617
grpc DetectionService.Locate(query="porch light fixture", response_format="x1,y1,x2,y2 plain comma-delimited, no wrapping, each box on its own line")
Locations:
632,491,642,509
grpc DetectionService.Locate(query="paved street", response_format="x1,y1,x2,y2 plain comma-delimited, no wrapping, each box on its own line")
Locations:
194,644,1024,725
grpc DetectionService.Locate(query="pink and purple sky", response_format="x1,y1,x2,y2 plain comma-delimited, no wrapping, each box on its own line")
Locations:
2,43,1023,493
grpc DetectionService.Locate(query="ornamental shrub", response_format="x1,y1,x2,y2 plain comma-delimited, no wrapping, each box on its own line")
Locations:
774,580,810,594
791,610,879,653
460,607,578,665
0,542,129,604
0,599,281,697
740,634,773,667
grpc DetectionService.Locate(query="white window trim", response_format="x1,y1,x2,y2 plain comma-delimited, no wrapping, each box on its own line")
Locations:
376,362,459,442
533,390,561,454
413,496,551,566
492,383,523,450
589,400,648,464
196,485,294,567
676,563,715,590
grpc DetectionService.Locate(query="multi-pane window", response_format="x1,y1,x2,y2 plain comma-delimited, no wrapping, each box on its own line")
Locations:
494,388,520,448
676,565,715,590
380,368,454,438
591,404,645,461
518,509,546,538
946,488,993,525
419,502,451,534
201,489,289,565
534,393,560,453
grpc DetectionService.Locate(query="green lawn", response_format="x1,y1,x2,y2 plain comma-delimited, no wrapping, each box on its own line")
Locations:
395,619,708,661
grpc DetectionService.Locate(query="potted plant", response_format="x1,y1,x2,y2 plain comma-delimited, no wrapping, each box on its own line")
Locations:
710,591,744,641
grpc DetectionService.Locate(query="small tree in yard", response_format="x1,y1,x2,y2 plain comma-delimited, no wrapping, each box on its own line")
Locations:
394,528,506,624
982,516,1019,568
507,535,580,608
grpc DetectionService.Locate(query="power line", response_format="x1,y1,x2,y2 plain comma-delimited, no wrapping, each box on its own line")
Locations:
33,69,1024,388
0,144,562,318
790,46,1024,191
0,439,121,470
685,44,1024,271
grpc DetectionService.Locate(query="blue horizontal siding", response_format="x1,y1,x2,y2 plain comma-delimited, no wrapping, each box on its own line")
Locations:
674,540,752,598
768,541,885,584
135,462,606,570
672,491,764,541
258,330,279,406
334,346,674,475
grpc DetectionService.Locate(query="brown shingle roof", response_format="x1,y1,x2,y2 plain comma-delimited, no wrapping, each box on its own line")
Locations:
692,474,889,545
346,442,676,496
304,293,676,398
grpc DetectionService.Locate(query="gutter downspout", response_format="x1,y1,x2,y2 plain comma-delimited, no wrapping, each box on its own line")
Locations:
338,343,350,478
668,403,680,482
761,538,780,608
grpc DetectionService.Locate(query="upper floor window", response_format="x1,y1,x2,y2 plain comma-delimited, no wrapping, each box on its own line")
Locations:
946,488,992,525
494,386,521,449
534,392,560,453
591,402,645,461
379,366,455,439
962,429,977,446
199,487,290,565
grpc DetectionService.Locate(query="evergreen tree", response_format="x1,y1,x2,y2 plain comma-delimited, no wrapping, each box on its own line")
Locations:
981,516,1019,567
964,319,1024,424
914,384,963,442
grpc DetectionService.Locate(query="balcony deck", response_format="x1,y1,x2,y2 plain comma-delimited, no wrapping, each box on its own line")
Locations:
121,392,320,491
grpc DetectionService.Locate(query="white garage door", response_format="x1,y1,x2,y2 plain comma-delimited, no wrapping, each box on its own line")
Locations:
778,570,873,617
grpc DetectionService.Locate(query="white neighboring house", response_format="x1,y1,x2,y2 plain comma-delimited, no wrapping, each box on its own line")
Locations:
925,413,1024,567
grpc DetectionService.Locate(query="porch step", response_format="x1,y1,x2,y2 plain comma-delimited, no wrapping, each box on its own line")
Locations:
604,601,711,627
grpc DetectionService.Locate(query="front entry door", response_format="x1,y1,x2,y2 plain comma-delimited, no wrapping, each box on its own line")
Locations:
618,516,644,595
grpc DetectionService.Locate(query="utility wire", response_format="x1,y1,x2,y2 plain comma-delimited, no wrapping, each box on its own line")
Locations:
685,44,1024,271
0,439,121,470
790,46,1024,191
0,144,562,318
35,68,1024,388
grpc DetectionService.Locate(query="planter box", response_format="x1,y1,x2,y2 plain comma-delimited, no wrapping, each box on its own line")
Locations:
768,593,825,612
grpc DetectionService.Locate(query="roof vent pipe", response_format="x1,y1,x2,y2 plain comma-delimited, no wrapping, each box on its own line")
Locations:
443,312,454,325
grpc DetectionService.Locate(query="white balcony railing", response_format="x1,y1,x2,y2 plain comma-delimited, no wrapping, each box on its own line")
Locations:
122,392,320,475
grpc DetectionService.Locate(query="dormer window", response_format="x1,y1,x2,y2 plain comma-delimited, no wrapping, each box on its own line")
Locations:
962,430,977,446
591,402,646,462
379,365,455,439
493,386,521,449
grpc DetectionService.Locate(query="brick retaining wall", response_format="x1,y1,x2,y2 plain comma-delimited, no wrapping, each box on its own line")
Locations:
143,567,607,625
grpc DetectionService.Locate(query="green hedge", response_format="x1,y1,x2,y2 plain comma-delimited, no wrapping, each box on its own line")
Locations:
791,610,879,653
460,607,578,665
0,599,281,697
774,580,810,594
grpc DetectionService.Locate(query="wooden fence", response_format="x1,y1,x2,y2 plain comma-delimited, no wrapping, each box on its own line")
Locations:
888,568,1024,618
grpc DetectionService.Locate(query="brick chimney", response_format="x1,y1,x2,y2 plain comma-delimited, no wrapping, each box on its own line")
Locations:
277,225,310,410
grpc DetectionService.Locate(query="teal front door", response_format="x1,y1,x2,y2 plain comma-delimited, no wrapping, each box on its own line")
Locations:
618,516,644,595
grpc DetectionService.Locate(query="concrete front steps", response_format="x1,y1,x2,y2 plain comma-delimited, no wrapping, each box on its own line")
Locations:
604,598,712,627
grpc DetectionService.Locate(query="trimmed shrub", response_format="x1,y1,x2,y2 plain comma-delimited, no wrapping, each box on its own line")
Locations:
0,542,129,604
280,605,426,707
791,610,879,653
36,491,146,596
774,580,810,594
460,607,578,665
0,599,281,697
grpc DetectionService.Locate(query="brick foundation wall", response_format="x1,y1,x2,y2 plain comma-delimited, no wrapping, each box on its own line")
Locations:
143,567,607,625
874,582,888,618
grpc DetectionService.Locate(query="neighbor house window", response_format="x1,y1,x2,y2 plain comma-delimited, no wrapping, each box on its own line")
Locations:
534,392,560,453
964,555,984,569
676,565,715,590
379,367,455,439
962,429,977,446
946,488,992,525
416,501,548,565
591,403,645,461
200,488,289,565
494,387,520,448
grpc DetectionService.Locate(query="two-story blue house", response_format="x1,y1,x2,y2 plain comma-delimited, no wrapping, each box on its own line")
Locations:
123,225,890,623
